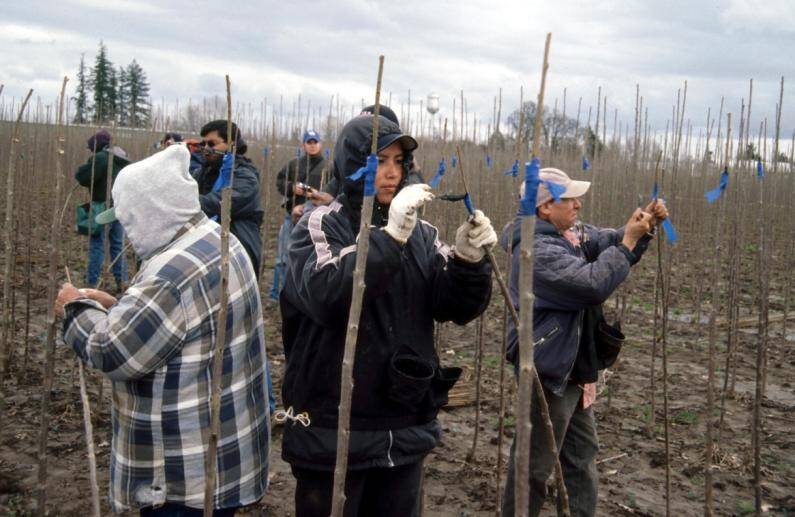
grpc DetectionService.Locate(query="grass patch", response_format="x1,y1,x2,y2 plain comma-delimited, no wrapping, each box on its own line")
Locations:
672,409,699,425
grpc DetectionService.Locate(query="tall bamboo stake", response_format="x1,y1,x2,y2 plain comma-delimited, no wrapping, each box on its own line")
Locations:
64,267,101,517
0,88,33,387
705,112,731,517
515,33,551,517
203,75,236,516
330,56,385,517
35,76,67,517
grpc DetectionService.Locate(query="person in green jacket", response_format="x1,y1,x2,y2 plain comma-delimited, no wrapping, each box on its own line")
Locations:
75,129,130,289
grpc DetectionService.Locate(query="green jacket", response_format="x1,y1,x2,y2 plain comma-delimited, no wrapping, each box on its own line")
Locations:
75,149,130,203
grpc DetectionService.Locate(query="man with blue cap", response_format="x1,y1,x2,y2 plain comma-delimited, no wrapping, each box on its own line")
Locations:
271,129,328,300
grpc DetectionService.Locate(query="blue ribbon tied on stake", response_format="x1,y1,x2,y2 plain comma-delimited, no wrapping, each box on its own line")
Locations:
705,167,730,203
650,182,678,243
485,155,493,169
582,156,591,171
503,160,520,177
261,146,269,157
325,148,331,160
519,158,541,216
451,154,458,168
757,159,765,179
209,153,234,222
348,153,378,197
429,158,446,188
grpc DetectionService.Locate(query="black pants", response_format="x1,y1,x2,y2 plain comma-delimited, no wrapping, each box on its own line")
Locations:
140,503,238,517
292,462,423,517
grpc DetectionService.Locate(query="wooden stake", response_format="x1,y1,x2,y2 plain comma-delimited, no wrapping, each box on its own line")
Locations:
515,33,551,517
203,75,236,517
35,76,67,517
330,55,385,517
0,88,33,386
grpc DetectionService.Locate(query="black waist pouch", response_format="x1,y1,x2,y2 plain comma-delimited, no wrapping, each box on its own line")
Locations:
596,315,624,369
388,352,435,408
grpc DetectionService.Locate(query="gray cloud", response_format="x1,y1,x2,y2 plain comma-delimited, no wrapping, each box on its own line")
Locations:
1,0,792,149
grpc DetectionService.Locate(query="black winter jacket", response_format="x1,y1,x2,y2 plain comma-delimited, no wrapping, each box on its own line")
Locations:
505,217,651,395
279,115,492,471
193,155,264,275
75,148,131,203
276,153,326,212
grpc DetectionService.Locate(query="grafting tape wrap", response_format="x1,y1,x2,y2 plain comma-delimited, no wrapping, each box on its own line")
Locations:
519,158,541,216
705,167,730,204
429,158,446,188
651,183,678,243
348,153,378,196
503,160,520,177
463,192,475,215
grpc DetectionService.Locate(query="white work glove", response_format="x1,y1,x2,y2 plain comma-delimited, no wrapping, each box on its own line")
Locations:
454,209,498,263
384,184,435,244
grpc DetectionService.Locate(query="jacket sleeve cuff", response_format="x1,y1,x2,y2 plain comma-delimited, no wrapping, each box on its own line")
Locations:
616,243,637,264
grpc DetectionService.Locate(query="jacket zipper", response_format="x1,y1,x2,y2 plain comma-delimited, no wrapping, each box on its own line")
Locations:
386,430,395,467
534,326,560,347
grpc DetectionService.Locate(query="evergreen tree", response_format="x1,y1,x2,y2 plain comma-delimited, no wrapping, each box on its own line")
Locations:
90,41,117,123
117,65,128,126
73,53,90,124
123,59,151,128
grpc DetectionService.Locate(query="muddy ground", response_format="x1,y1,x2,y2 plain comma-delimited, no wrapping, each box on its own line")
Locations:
1,242,794,517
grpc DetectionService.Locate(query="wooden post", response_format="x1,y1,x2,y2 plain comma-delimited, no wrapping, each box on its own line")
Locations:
330,56,385,517
35,77,67,517
0,88,33,386
705,112,731,517
515,33,551,517
203,76,236,517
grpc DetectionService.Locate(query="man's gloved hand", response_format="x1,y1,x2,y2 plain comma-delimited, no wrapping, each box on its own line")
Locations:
384,184,435,244
454,210,498,263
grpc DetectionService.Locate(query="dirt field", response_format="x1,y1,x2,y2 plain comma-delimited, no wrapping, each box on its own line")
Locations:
1,233,793,517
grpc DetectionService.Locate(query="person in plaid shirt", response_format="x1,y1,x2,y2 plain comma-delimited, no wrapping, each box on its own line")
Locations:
55,144,270,516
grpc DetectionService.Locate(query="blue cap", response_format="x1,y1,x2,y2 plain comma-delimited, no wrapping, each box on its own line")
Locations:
303,129,321,143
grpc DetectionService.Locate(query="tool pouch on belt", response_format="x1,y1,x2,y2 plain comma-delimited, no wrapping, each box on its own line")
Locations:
593,306,624,369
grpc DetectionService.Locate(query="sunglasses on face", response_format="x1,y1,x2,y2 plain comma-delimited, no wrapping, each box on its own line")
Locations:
200,140,224,148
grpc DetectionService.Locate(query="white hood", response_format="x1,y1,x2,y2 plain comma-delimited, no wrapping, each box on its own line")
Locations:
112,144,201,258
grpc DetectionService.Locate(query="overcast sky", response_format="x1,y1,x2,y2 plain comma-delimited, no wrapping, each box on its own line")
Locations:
2,0,793,149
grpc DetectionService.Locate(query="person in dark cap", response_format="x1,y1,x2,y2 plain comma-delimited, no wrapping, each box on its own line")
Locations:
279,115,497,517
192,119,264,276
74,129,130,290
270,129,328,300
160,131,183,148
321,106,425,199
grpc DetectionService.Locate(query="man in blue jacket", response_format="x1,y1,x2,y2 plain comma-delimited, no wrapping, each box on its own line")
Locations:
192,120,264,276
501,168,667,516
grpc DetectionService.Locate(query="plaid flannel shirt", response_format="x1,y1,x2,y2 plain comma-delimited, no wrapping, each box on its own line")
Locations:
64,214,269,512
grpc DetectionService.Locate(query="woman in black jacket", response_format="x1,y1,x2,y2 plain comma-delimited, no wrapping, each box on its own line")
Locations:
280,114,497,517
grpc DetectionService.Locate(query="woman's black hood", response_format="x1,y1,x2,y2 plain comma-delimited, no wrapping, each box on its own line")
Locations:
334,115,418,208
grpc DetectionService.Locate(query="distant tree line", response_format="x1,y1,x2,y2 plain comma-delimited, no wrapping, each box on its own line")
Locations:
72,41,151,128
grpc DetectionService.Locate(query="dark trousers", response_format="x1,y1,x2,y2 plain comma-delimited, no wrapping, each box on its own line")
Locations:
140,503,237,517
502,383,599,517
292,462,423,517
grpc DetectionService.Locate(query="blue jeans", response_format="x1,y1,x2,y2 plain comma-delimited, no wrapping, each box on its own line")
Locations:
87,220,128,287
269,214,292,301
